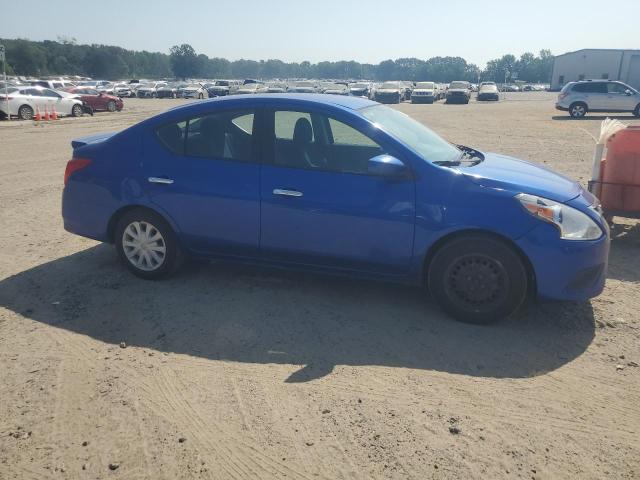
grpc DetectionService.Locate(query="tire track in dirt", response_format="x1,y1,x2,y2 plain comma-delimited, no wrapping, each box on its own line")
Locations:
134,365,321,480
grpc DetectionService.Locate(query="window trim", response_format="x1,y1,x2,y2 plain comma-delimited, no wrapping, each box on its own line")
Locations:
262,106,411,178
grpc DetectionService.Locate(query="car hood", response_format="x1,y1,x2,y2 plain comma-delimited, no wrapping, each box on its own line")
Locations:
459,152,582,203
413,89,434,93
377,89,401,93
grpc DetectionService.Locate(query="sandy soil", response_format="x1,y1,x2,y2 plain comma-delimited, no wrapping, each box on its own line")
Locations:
0,93,638,480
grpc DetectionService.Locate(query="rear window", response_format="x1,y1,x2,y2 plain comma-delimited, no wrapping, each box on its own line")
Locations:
572,82,607,93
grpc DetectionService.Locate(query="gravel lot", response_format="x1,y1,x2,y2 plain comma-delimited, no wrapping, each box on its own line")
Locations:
0,93,639,479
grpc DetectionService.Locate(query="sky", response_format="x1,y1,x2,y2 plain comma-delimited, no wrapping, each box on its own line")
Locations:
2,0,638,68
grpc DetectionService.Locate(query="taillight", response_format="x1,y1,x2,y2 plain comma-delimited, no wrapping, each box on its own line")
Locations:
2,96,13,101
64,158,92,186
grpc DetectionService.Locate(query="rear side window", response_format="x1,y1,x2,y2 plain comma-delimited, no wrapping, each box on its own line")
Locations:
607,82,629,94
155,110,255,161
156,121,187,155
572,82,607,93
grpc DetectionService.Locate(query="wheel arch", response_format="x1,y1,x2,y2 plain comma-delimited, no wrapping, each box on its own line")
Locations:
107,204,180,244
421,228,536,294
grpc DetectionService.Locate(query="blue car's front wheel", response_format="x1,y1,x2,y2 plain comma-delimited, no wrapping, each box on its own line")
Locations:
428,234,528,324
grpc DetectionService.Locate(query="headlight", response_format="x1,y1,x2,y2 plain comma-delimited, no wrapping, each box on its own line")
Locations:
516,193,603,241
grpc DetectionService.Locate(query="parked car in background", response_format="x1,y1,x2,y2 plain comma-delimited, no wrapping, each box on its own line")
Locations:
477,83,500,101
0,86,84,120
62,94,609,324
65,87,124,112
374,81,406,103
79,80,111,89
156,84,180,98
266,82,287,93
445,81,472,104
181,83,209,99
136,82,166,98
349,82,373,98
30,79,76,90
322,83,349,95
207,80,241,97
288,81,318,93
236,83,268,94
556,80,640,118
501,84,520,92
411,82,439,103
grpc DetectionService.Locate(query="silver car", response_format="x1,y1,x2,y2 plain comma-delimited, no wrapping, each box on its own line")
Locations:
556,80,640,118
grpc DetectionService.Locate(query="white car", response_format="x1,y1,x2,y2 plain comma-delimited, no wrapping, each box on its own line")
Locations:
556,80,640,118
411,81,439,103
236,83,268,94
0,86,84,120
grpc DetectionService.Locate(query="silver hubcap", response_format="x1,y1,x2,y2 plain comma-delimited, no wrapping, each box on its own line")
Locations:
122,221,166,271
573,106,584,116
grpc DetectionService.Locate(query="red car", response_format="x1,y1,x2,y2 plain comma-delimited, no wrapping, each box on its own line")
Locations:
65,87,123,112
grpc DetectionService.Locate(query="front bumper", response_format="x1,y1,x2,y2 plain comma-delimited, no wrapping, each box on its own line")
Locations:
446,94,469,103
555,104,569,111
516,221,610,301
411,94,435,103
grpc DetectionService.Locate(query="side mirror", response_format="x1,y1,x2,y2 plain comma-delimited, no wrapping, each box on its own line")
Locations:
368,154,407,177
625,89,633,96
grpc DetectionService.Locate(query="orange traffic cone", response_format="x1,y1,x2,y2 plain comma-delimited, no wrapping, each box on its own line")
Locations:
43,105,50,121
51,105,58,120
34,106,41,121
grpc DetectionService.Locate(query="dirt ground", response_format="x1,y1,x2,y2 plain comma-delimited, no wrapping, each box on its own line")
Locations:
0,93,638,480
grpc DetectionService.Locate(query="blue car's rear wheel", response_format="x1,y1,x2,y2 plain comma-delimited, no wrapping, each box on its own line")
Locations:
428,234,528,324
115,209,183,279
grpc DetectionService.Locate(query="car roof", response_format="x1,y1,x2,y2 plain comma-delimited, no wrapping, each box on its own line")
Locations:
180,93,376,111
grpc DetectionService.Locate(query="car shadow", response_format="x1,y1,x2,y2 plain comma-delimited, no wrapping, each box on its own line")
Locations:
0,245,596,383
551,115,638,121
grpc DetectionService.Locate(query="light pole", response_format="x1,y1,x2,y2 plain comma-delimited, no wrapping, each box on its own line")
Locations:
0,45,9,121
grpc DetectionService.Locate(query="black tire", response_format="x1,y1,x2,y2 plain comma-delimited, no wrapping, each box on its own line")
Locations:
198,93,203,99
71,104,83,117
18,104,34,120
634,104,640,118
569,102,588,118
106,100,117,112
428,234,528,324
115,208,183,280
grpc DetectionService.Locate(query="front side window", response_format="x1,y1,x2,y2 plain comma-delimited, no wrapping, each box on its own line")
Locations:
155,110,255,161
608,82,630,94
40,89,61,98
272,110,384,174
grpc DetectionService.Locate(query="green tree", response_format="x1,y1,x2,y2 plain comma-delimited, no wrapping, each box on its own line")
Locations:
170,44,199,79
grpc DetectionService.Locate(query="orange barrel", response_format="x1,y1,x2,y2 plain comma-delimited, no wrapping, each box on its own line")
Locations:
599,126,640,212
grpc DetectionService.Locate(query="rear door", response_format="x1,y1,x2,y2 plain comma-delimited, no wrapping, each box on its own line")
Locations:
259,107,415,275
143,108,262,257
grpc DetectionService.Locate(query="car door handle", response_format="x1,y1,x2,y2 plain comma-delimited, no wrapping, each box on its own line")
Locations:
273,188,303,197
148,177,174,185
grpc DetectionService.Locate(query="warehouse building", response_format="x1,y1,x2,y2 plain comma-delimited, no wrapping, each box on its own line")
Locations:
550,49,640,91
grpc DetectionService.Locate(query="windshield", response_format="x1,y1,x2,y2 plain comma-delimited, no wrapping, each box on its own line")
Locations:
294,81,314,88
351,83,368,88
5,87,19,94
361,105,460,164
215,81,230,86
381,82,401,89
416,82,434,89
480,85,498,92
449,81,469,89
185,84,201,89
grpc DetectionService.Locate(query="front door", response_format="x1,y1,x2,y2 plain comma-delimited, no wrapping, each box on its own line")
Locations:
259,108,415,275
606,82,637,111
143,108,261,257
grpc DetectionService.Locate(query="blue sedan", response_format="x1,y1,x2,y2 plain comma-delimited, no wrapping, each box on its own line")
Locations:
62,94,609,323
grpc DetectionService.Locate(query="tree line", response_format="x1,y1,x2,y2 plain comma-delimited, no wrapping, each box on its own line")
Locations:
0,38,554,83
